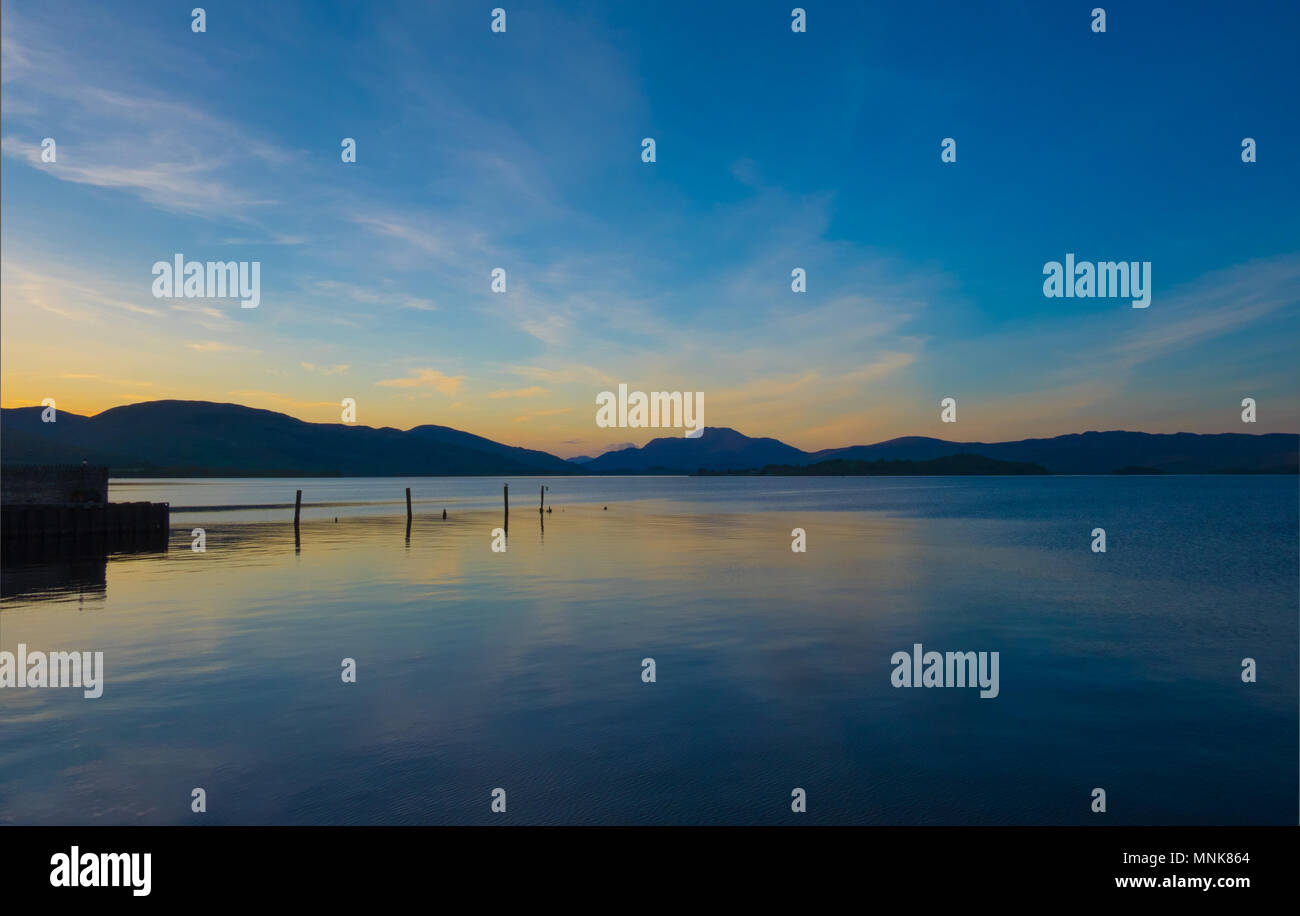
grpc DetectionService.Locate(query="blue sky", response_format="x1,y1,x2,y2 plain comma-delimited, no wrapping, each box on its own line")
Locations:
2,0,1297,456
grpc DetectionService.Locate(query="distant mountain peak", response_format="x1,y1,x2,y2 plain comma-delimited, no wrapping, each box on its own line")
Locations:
2,401,1293,476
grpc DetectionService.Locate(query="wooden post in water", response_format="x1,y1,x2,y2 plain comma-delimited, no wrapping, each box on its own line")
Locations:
294,490,302,528
503,484,509,535
539,485,544,513
405,487,413,539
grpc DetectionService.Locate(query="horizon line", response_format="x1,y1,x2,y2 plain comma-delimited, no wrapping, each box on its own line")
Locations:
2,397,1297,462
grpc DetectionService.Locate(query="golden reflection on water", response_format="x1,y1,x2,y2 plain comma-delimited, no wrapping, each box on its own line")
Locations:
3,479,1296,825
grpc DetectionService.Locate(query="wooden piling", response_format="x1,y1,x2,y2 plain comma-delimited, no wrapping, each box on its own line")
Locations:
294,490,302,529
503,484,509,534
539,485,544,513
406,487,413,522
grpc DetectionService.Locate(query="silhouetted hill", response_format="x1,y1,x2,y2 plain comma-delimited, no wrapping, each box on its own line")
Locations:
584,427,806,473
3,402,1294,477
697,454,1050,476
406,424,576,473
585,427,1297,475
1,401,575,477
812,431,1298,474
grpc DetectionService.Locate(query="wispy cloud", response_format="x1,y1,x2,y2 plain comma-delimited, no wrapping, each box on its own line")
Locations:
375,368,466,393
301,362,351,376
352,214,493,269
487,386,547,399
306,279,436,311
0,10,293,220
225,391,341,413
509,364,618,385
221,234,307,246
1,137,277,217
187,341,253,353
0,260,164,320
1107,255,1300,370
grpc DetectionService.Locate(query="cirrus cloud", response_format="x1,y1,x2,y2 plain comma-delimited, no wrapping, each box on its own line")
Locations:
375,368,466,393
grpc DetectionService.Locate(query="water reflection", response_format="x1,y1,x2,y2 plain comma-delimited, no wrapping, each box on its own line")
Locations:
1,478,1295,825
1,530,168,602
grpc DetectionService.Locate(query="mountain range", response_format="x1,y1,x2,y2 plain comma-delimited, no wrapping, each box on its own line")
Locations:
0,401,574,476
585,427,1298,474
1,401,1295,476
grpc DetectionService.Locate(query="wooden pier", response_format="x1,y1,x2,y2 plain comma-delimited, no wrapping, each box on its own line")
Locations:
1,465,169,547
1,501,170,544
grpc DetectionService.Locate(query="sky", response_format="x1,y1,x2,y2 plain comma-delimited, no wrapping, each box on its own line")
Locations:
2,0,1298,458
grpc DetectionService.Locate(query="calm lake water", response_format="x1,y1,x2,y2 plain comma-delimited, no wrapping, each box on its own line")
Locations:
1,475,1295,824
